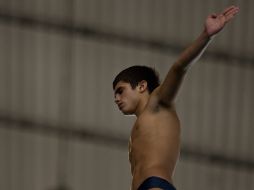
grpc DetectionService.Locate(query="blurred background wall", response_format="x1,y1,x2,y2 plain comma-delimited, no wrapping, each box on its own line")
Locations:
0,0,253,189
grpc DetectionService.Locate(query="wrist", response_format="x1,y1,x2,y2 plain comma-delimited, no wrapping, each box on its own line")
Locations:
201,29,214,41
202,29,211,38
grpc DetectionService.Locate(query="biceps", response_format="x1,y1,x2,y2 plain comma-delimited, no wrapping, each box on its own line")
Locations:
158,65,186,105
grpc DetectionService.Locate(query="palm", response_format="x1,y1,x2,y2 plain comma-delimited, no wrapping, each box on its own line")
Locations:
205,6,239,36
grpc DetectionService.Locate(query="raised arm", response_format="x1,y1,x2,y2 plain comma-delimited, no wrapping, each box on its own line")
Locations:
157,5,239,106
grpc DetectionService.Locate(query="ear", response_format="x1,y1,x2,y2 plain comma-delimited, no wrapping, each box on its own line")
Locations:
138,80,148,93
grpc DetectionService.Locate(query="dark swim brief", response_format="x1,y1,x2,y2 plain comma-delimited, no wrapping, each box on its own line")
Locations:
138,176,176,190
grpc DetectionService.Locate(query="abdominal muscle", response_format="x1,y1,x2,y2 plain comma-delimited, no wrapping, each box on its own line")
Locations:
129,109,181,190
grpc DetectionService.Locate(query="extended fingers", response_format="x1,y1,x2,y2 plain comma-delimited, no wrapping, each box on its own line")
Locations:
222,5,237,14
222,6,239,20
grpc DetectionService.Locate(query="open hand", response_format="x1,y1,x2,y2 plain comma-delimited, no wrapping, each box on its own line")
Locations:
205,5,239,36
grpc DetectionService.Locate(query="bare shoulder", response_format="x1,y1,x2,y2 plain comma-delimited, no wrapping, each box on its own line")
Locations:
140,86,181,133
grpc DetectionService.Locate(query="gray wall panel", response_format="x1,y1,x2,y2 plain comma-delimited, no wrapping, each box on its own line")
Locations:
0,0,253,190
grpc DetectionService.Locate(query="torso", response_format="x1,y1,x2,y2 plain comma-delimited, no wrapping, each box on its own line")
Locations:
129,93,181,190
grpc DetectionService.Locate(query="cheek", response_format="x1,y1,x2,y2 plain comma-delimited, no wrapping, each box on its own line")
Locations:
123,90,138,105
128,94,139,107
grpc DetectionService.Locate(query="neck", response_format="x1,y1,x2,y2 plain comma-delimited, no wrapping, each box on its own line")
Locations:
134,93,150,117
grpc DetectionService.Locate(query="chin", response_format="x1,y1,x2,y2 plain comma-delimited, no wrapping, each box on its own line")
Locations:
121,109,135,115
122,110,132,115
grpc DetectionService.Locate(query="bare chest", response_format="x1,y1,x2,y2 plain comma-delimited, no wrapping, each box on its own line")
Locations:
129,109,180,167
131,109,179,140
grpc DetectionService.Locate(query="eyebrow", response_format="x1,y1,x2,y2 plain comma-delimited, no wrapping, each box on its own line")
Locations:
114,86,123,95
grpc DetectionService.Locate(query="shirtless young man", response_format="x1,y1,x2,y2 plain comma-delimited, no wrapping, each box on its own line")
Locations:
113,6,239,190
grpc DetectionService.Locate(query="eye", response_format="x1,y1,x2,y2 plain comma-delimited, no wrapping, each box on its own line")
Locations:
118,89,123,94
114,87,124,98
115,87,124,95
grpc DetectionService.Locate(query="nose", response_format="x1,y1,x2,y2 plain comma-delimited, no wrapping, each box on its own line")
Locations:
114,94,120,104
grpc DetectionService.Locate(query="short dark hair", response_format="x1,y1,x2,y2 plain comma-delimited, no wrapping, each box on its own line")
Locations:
113,65,160,93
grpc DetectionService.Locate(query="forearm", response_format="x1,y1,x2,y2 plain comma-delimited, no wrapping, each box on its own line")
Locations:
174,30,212,71
157,30,212,105
157,6,239,106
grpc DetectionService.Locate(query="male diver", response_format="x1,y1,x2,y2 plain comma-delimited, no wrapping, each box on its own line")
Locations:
113,5,239,190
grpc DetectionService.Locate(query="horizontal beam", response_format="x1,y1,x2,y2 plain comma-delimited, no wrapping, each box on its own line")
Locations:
0,114,127,148
0,114,254,171
0,10,253,66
